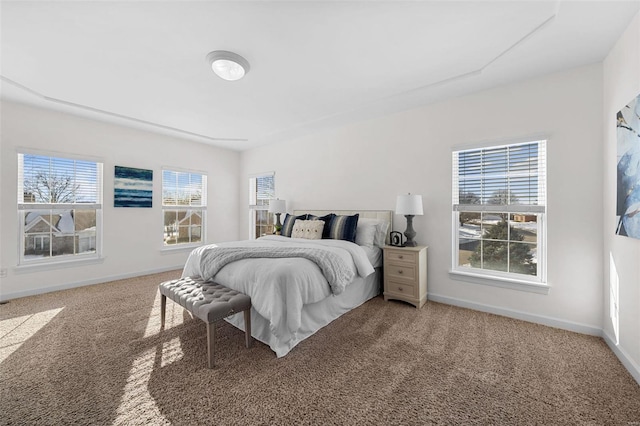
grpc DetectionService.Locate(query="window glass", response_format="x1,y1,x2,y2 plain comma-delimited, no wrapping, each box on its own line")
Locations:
249,173,275,239
452,140,546,282
162,170,207,246
18,153,102,264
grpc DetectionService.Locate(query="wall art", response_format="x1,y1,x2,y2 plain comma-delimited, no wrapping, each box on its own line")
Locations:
114,166,153,208
616,93,640,239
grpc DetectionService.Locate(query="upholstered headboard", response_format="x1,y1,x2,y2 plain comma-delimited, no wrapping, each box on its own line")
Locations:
293,209,393,245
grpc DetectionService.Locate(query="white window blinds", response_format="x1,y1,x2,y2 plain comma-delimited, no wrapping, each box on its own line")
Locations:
18,153,102,207
249,173,275,207
453,140,546,213
162,170,207,207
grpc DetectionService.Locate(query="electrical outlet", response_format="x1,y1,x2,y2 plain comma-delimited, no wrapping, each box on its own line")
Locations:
0,268,7,278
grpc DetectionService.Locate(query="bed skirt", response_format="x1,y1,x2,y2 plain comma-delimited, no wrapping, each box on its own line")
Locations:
225,268,381,357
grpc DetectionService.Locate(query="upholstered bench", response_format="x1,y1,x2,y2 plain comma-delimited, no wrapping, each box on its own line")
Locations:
159,276,252,368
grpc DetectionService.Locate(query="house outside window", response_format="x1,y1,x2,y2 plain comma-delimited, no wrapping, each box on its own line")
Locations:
249,172,275,239
162,169,206,247
18,152,103,264
452,139,547,284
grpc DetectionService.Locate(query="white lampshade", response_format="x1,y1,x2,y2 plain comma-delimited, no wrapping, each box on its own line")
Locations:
396,194,424,215
268,199,287,214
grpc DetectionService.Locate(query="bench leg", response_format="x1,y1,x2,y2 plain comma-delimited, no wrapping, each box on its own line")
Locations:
244,309,252,348
160,294,167,328
207,322,216,369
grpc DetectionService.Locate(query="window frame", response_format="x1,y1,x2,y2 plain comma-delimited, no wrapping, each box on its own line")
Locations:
17,150,103,267
451,138,548,289
161,167,207,249
248,172,275,239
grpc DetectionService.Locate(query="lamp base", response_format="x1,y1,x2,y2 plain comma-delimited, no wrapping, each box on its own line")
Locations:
274,213,283,235
403,215,418,247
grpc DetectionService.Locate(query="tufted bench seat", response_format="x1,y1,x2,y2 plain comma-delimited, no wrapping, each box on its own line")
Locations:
159,276,252,368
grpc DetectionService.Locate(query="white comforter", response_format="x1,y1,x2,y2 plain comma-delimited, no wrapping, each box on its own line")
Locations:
182,235,375,344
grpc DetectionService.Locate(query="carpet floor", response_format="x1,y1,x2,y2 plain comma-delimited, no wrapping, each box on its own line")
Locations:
1,270,639,425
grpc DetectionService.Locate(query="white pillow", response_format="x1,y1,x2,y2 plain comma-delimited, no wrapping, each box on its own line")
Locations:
355,222,377,247
358,218,390,247
291,220,324,240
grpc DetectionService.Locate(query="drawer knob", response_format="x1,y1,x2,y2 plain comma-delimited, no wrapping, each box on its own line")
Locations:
398,270,403,274
398,255,403,259
399,287,403,292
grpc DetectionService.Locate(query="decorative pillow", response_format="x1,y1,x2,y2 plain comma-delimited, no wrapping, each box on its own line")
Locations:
355,221,377,247
358,218,390,247
327,214,359,243
281,213,307,237
307,213,335,239
291,220,325,240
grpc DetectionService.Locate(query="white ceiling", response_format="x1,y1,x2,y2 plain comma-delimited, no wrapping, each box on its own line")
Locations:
1,1,638,151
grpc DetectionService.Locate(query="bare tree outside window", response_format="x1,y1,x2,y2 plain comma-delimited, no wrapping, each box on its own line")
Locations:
23,172,80,203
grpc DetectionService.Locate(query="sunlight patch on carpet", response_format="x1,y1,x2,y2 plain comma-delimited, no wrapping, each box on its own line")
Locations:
143,292,186,338
114,347,167,426
0,308,64,364
161,337,184,367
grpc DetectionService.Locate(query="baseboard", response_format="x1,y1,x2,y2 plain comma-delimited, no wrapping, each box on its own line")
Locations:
0,265,183,301
428,293,601,335
602,330,640,386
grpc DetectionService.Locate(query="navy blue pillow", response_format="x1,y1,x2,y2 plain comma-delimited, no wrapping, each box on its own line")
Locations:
308,213,335,239
281,214,307,237
327,214,359,243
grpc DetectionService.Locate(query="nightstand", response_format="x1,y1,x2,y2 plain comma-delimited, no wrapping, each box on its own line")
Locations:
383,245,428,308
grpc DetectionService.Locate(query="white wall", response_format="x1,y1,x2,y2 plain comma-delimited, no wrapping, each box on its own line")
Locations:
602,11,640,382
241,64,604,333
0,101,240,300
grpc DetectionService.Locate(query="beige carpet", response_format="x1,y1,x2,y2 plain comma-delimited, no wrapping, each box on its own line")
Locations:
1,270,639,425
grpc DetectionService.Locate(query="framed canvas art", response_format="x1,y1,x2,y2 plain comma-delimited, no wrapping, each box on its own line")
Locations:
616,93,640,239
114,166,153,208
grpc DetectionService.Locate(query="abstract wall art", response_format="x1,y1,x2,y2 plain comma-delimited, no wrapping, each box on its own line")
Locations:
616,93,640,239
114,166,153,208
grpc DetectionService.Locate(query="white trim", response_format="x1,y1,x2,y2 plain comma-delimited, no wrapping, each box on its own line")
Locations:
451,134,551,152
449,269,549,294
19,203,102,210
428,293,600,335
454,205,545,213
0,264,182,302
14,255,105,274
160,243,203,253
4,77,247,144
16,146,105,164
602,330,640,386
162,206,208,212
161,165,208,176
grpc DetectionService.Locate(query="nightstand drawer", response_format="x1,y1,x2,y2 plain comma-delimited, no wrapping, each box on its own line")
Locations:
385,280,416,297
385,250,417,264
386,263,416,282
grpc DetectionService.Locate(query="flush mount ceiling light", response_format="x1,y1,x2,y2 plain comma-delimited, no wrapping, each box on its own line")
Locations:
206,50,250,81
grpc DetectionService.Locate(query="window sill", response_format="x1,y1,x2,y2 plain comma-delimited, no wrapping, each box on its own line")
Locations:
15,256,105,274
449,270,550,294
160,243,204,254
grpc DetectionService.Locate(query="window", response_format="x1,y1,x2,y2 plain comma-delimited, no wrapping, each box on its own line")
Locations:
18,152,103,264
452,140,546,283
249,172,275,239
162,169,207,247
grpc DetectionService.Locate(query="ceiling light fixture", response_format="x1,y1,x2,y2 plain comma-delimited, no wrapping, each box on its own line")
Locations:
206,50,250,81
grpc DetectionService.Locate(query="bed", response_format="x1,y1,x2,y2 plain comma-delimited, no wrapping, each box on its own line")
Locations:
181,209,392,357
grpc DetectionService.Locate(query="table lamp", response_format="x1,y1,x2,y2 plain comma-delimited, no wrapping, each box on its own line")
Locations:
395,193,423,247
268,199,287,234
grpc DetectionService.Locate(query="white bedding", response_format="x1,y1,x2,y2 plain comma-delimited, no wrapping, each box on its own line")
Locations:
181,235,376,356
